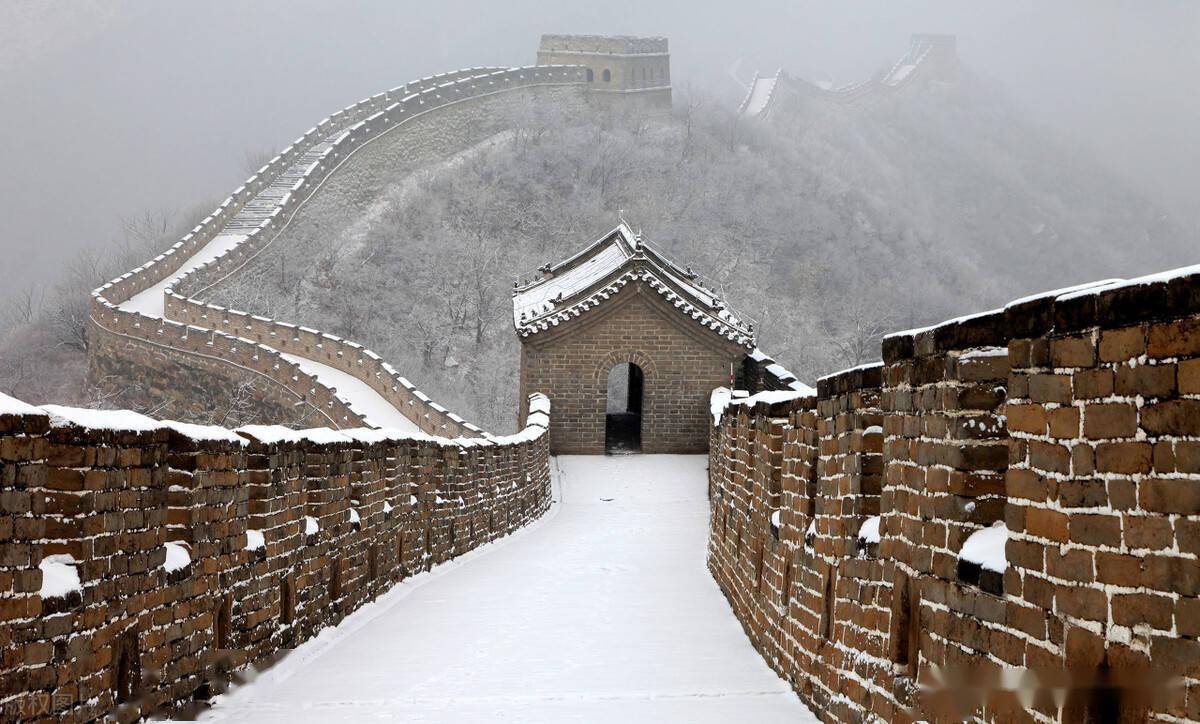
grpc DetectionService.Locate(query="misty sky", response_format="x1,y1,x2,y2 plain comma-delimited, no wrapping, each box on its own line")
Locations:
2,0,1197,289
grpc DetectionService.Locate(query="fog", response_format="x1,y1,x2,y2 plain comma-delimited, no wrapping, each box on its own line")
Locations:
1,0,1197,288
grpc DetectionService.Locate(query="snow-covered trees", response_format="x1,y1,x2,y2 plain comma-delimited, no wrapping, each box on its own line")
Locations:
203,82,1183,433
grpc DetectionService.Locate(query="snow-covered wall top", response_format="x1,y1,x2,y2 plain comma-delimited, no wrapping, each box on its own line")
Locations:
739,33,958,119
0,387,554,721
89,65,589,436
3,390,549,449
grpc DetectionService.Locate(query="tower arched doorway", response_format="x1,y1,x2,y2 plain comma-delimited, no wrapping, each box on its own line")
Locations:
605,362,643,453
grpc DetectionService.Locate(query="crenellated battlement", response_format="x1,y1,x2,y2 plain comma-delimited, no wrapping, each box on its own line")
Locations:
89,64,592,436
0,392,551,721
708,263,1200,721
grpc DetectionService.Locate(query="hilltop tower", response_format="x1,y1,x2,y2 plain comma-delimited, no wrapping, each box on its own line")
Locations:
537,34,671,106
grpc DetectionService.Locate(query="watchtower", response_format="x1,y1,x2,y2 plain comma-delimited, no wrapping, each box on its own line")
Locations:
513,223,754,455
537,34,672,106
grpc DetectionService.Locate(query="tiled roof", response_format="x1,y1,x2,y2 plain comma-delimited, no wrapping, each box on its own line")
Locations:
512,224,755,347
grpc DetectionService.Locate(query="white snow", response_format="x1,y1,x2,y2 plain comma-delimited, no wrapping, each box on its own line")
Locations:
279,353,421,432
959,522,1008,573
742,74,777,116
863,425,883,436
199,455,817,723
294,427,353,444
162,420,248,444
0,392,44,417
886,64,915,85
884,307,1004,342
40,404,162,432
119,232,249,316
858,515,882,544
710,387,811,425
237,425,306,445
164,541,192,572
515,242,630,322
39,554,82,598
245,530,266,551
1055,264,1200,301
528,393,551,415
40,405,249,444
959,346,1009,360
770,510,782,529
382,501,393,515
816,361,883,382
1004,278,1124,308
305,516,319,536
348,509,360,526
764,362,791,378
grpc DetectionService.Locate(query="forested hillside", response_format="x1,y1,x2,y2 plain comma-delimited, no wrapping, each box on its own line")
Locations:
203,71,1186,432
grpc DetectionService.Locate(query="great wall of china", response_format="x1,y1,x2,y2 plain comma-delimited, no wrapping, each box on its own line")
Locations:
710,269,1200,721
738,34,959,120
1,32,1198,722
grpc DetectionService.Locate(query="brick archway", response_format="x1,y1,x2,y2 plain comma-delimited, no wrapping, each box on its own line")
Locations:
592,350,657,392
596,350,656,453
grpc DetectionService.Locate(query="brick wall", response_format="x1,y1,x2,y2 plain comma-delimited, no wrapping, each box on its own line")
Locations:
519,281,747,454
89,66,590,436
709,269,1200,721
0,394,551,722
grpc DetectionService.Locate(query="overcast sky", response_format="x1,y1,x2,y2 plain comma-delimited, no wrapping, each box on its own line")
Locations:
2,0,1197,287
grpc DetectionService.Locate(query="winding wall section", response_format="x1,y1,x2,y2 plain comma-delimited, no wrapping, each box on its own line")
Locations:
738,34,958,120
90,65,589,435
709,264,1200,721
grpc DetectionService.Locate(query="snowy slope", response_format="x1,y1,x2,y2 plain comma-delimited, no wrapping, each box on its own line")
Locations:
279,353,419,432
742,74,777,116
201,455,815,723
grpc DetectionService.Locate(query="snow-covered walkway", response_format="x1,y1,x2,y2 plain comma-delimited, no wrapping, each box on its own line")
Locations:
202,455,815,723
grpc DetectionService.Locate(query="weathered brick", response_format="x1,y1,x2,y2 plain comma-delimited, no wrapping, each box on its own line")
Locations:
1050,337,1095,368
1140,478,1200,515
1006,403,1046,435
1180,358,1200,394
1028,374,1072,404
1094,442,1152,475
1069,513,1121,547
1082,403,1137,439
1071,368,1114,400
1114,363,1176,399
1147,318,1200,358
1141,400,1200,437
1098,326,1146,362
1047,407,1080,439
1026,508,1069,543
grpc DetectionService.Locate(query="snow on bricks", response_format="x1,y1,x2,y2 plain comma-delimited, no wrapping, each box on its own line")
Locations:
0,393,551,722
708,263,1200,722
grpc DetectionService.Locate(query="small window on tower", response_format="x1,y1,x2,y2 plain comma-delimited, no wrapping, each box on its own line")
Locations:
586,68,594,82
602,69,611,82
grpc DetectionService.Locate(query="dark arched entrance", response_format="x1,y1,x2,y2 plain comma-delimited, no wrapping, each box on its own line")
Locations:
605,362,643,453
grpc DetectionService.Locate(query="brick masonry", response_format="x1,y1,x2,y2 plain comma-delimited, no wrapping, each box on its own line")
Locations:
709,271,1200,722
88,66,592,437
0,395,551,722
519,281,747,455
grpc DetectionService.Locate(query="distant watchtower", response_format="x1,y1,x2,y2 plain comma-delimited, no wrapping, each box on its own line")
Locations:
537,34,671,106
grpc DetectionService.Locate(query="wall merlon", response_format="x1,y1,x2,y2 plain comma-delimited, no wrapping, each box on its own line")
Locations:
711,263,1200,721
0,393,551,721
